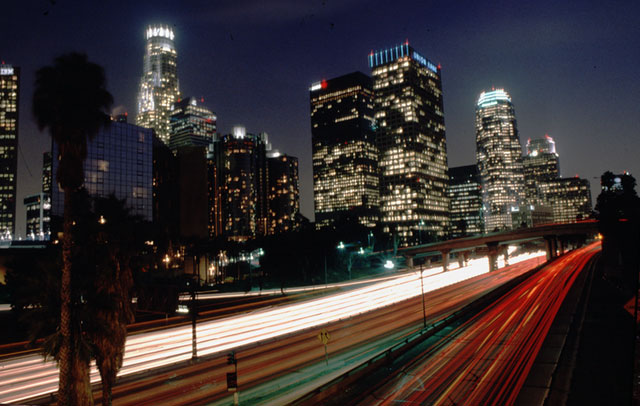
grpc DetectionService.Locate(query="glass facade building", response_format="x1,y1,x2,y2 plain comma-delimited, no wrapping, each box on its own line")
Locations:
137,24,180,145
370,42,449,246
448,165,483,238
475,89,525,232
310,72,379,229
266,151,300,235
523,135,560,204
169,97,217,153
0,65,19,239
51,120,154,223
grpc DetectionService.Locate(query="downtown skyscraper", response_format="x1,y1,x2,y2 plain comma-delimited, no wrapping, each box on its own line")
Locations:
310,72,379,230
209,126,268,241
169,97,217,152
370,42,449,246
522,135,560,204
475,89,525,232
448,165,483,238
0,64,19,239
137,24,180,144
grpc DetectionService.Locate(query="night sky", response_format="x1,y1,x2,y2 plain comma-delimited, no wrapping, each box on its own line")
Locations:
3,0,639,237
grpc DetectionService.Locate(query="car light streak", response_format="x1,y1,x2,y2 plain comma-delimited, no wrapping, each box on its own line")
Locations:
358,243,599,406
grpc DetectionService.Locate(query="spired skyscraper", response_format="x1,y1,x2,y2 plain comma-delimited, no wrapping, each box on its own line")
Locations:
370,42,449,246
0,64,19,239
475,89,526,232
137,24,180,144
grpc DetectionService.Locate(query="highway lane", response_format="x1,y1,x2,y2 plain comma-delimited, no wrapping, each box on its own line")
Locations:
355,242,600,406
0,251,543,404
109,254,545,405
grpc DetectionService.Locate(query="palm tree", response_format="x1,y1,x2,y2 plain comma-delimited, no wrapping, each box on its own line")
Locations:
33,53,113,406
90,196,137,406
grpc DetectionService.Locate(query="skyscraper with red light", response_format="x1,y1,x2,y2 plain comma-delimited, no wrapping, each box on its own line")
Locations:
310,72,379,230
370,42,449,246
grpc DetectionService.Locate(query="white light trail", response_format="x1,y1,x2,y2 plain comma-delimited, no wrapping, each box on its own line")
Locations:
0,251,544,404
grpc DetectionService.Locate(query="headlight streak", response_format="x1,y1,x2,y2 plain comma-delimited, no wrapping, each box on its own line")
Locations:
0,251,544,404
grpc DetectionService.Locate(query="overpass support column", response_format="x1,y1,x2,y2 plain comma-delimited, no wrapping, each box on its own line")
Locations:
502,246,510,267
406,256,414,269
441,249,450,272
545,236,558,260
487,242,500,272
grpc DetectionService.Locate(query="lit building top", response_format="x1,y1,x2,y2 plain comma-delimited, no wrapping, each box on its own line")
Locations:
146,25,175,40
526,134,557,156
137,23,180,145
477,89,511,108
0,65,15,76
367,41,439,73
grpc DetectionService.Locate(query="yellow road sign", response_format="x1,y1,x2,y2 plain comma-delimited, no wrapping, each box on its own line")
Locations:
317,328,330,345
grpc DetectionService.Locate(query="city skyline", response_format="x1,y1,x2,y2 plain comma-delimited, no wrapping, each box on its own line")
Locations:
2,1,639,237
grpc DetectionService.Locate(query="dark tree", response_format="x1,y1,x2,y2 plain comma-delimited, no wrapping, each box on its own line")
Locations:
33,53,113,406
595,171,640,293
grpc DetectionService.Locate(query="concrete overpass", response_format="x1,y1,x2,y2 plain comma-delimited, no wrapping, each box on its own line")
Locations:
399,220,599,272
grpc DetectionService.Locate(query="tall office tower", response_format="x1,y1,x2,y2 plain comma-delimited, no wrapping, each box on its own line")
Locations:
266,151,300,235
523,135,560,204
537,177,592,223
448,165,483,238
137,24,180,144
310,72,378,230
169,97,217,152
42,152,52,195
24,193,50,240
206,146,222,238
152,136,179,240
50,120,154,225
370,42,449,245
211,126,268,241
0,64,19,239
475,88,525,232
28,152,53,240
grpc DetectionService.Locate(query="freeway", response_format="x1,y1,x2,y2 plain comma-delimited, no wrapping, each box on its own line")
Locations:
0,251,544,405
353,242,600,406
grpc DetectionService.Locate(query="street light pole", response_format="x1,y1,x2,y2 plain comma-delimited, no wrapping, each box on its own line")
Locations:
420,267,426,328
324,255,328,287
190,284,198,360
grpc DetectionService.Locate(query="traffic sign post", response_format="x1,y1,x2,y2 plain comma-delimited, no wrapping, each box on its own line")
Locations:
226,350,239,405
226,372,237,391
317,328,331,366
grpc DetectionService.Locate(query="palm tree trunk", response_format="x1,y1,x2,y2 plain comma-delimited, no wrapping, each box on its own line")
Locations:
58,186,73,406
71,349,93,406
